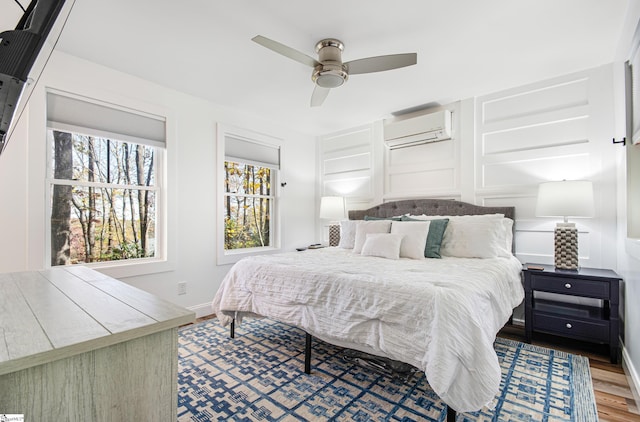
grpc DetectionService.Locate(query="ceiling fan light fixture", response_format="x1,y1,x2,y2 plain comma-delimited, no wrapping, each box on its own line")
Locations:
312,65,348,88
315,72,346,88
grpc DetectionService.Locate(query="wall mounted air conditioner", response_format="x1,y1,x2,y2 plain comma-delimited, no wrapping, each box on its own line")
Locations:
384,109,452,149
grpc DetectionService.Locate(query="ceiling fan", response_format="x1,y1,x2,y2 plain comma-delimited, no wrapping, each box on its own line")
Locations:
252,35,417,107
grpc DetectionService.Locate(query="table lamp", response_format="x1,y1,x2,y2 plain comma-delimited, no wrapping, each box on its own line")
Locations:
535,180,594,270
319,196,346,246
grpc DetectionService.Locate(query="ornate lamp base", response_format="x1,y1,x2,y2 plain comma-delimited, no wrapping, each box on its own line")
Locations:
328,224,340,247
554,222,578,270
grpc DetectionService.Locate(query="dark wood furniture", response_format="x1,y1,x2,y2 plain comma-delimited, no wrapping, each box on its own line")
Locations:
523,264,621,363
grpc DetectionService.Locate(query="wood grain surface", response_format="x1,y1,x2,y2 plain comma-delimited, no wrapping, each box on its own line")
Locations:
0,267,195,421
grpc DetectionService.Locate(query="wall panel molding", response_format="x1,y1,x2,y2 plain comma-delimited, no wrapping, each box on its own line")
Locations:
320,125,375,201
384,103,461,199
481,78,589,124
476,68,613,268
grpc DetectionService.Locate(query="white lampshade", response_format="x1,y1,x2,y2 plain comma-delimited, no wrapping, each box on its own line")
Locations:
319,196,346,220
536,180,595,221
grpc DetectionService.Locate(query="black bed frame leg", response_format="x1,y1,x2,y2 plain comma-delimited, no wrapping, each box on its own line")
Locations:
447,406,456,422
304,333,312,374
230,319,235,338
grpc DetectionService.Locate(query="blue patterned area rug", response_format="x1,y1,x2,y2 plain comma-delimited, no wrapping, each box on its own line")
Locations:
178,318,598,421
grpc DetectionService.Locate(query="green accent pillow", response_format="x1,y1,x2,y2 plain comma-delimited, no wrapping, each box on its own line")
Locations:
400,216,449,258
364,215,402,221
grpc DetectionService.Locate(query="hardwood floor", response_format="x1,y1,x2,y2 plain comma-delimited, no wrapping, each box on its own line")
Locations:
499,325,640,422
192,316,639,420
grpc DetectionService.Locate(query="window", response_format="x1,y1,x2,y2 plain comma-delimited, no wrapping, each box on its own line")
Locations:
224,161,273,249
219,126,280,264
46,92,166,267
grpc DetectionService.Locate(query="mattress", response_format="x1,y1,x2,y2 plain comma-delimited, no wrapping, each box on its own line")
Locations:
211,247,524,412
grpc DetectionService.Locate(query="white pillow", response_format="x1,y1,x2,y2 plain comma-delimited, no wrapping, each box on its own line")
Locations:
440,214,510,258
503,218,514,253
360,233,404,260
353,220,392,253
390,220,430,259
338,220,359,249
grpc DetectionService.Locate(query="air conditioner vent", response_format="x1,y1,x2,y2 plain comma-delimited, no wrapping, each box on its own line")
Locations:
384,110,451,149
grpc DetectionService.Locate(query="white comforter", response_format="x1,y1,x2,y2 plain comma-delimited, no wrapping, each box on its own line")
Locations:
211,248,524,412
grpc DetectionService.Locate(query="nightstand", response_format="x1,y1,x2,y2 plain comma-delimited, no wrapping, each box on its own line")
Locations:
523,264,621,363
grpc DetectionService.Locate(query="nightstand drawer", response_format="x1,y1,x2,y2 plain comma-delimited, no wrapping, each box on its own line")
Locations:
530,275,609,299
533,312,609,343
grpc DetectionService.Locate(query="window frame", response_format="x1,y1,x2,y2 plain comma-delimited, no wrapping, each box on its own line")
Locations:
44,91,170,275
217,124,281,265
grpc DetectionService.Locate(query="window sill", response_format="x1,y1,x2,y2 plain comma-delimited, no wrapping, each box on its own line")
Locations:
217,246,281,266
78,257,175,280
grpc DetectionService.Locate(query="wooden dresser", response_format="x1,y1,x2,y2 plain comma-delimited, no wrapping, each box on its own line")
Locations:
0,266,195,421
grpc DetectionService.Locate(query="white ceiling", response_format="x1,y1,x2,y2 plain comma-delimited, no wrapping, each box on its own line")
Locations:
1,0,631,136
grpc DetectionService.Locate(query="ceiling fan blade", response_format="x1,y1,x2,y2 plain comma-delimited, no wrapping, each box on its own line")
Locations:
310,86,331,107
252,35,319,68
345,53,417,75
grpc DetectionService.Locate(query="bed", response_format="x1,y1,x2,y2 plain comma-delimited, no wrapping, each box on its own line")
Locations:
211,199,524,418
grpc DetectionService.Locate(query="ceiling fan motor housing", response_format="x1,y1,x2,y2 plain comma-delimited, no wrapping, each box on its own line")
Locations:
312,38,348,88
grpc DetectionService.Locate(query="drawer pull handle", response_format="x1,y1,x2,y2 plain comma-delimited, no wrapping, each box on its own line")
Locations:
566,323,572,329
564,283,572,289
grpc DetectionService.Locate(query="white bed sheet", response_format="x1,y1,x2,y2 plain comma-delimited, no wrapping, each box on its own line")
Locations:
211,247,524,412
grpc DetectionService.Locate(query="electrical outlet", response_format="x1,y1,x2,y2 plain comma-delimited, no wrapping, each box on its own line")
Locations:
178,281,187,295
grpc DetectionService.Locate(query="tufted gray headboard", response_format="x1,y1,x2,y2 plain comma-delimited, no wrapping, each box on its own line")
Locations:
348,198,516,251
348,198,515,221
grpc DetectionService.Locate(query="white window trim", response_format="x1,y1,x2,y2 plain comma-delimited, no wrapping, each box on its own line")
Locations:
44,90,175,277
217,124,282,266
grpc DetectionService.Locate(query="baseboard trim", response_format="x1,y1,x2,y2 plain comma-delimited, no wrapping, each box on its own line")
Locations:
622,343,640,410
189,302,215,319
511,316,524,326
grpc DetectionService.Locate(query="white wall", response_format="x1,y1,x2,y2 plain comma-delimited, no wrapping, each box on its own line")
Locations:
0,109,28,270
475,66,617,270
322,66,618,274
0,51,317,317
384,103,463,201
614,0,640,404
317,123,384,241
